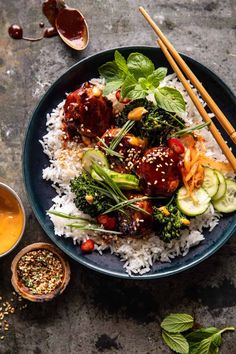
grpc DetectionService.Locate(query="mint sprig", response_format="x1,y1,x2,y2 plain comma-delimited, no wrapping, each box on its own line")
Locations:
161,313,235,354
162,330,189,354
99,50,186,113
161,313,194,333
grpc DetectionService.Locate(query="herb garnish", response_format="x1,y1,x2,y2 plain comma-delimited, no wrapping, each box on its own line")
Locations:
99,50,186,113
161,313,235,353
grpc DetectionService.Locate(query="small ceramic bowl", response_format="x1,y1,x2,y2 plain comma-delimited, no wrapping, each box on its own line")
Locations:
0,182,26,258
11,243,71,302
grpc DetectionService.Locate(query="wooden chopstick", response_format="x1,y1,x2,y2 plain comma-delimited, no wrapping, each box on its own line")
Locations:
158,39,236,172
139,6,236,172
139,6,236,145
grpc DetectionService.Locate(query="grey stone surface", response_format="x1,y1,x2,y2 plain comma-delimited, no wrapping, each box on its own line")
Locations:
0,0,236,353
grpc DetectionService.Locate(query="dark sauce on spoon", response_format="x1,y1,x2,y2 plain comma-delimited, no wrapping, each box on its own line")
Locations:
56,8,86,47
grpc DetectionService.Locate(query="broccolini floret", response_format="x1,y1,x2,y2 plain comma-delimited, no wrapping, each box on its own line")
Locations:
154,204,190,242
70,173,111,217
117,99,185,146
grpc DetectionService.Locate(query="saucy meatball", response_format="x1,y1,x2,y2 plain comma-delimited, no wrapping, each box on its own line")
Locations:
118,194,153,236
98,128,146,173
137,146,180,196
63,82,114,140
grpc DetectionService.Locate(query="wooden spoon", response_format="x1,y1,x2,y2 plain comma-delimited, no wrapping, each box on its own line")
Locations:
55,6,89,51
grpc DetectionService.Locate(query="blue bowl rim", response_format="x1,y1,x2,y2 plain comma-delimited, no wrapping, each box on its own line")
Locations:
23,45,236,279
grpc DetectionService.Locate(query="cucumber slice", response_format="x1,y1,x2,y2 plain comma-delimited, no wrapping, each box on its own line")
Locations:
177,187,211,216
91,168,140,190
212,170,226,201
212,179,236,213
82,149,109,173
202,167,219,198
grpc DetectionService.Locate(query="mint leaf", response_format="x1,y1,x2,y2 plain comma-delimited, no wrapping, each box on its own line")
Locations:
114,50,129,73
196,337,214,354
155,87,186,112
211,333,222,347
120,74,137,98
103,80,123,95
162,331,189,354
161,313,194,333
126,84,147,99
187,329,220,354
186,327,219,343
138,77,150,90
127,52,155,80
99,61,122,82
147,67,167,87
187,327,235,354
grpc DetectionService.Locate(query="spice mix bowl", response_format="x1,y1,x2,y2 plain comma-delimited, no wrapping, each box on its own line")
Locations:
11,243,71,302
0,182,26,258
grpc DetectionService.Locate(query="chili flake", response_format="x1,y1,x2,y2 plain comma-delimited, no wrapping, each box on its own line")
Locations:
17,249,64,295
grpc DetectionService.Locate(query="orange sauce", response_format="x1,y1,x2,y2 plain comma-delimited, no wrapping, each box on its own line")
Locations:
0,187,24,255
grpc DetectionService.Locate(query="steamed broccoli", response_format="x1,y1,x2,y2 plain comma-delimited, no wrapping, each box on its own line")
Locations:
153,204,190,242
116,99,185,146
70,173,111,217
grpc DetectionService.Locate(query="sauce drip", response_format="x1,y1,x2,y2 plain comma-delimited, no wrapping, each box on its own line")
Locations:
0,187,24,255
56,8,86,47
8,25,23,39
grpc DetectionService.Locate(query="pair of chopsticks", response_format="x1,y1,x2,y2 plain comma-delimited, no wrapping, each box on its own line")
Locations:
139,7,236,172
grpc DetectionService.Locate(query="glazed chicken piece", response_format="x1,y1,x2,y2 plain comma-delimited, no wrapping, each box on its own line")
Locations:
118,194,153,237
63,82,114,141
97,128,146,173
136,146,180,197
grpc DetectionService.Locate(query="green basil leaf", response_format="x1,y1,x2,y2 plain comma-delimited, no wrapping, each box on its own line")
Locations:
188,341,202,354
103,80,124,95
162,331,189,354
99,61,122,82
186,328,219,342
127,52,155,80
120,74,137,98
126,84,147,99
161,313,194,333
196,337,213,354
211,333,222,347
147,67,168,87
155,87,186,112
138,77,150,90
114,50,129,73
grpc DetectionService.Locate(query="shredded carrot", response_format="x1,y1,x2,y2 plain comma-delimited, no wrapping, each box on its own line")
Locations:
185,162,199,182
199,155,234,173
184,148,191,172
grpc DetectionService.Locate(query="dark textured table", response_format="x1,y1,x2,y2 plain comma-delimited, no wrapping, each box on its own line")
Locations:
0,1,236,353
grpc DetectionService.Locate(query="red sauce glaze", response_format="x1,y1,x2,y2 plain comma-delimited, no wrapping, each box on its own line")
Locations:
97,128,145,173
63,83,114,140
137,146,180,197
97,214,117,231
118,194,153,236
56,8,86,47
8,25,23,39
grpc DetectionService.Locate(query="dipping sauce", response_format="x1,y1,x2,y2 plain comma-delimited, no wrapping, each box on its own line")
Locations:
0,184,25,256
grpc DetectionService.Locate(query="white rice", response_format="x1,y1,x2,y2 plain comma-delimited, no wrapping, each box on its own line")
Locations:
40,75,228,275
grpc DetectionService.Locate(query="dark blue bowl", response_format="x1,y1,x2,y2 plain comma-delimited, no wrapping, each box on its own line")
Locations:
23,46,236,279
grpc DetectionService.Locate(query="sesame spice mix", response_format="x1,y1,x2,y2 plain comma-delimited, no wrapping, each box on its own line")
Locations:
17,249,64,295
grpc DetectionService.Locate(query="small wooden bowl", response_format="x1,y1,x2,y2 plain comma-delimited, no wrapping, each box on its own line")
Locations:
11,243,71,302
